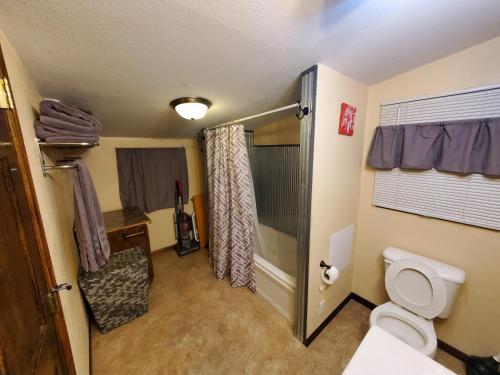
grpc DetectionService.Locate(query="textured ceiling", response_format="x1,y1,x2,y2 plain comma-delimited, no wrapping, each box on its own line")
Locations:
1,0,500,138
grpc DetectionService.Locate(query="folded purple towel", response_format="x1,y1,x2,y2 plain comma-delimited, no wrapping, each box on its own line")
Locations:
39,116,98,136
41,135,99,143
35,121,99,143
40,100,102,131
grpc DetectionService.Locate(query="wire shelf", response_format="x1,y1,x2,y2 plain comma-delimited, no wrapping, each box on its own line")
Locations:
38,141,99,149
36,139,98,176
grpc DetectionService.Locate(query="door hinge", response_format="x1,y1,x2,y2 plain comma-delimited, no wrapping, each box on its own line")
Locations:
0,78,14,109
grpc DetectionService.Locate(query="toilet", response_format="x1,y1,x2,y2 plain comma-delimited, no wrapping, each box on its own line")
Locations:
369,247,465,358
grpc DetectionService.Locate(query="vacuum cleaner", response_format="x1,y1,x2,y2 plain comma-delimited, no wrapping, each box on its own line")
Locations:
173,180,200,257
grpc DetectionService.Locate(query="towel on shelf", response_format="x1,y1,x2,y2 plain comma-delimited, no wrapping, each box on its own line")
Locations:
72,160,110,271
35,100,102,142
35,120,99,143
39,116,101,136
40,100,102,130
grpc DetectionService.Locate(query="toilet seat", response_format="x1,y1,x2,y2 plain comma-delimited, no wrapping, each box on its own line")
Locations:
370,302,437,358
385,258,447,319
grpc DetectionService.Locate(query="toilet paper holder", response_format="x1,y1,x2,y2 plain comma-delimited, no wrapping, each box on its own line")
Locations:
319,260,339,291
320,260,332,269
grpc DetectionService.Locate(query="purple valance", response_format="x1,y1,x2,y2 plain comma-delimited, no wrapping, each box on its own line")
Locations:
367,118,500,176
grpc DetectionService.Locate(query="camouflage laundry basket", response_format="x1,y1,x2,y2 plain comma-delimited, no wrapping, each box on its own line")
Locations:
78,247,150,333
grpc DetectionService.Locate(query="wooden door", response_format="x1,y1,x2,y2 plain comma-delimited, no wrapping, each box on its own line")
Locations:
0,47,74,374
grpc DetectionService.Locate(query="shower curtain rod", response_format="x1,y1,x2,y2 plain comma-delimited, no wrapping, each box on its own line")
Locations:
206,102,307,131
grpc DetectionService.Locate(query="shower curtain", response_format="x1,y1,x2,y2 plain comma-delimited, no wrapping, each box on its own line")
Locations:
205,124,256,292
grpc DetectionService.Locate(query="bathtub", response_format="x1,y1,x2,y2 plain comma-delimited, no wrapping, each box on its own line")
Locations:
254,224,297,323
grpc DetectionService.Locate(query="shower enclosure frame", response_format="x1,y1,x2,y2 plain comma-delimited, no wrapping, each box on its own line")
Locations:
197,65,317,345
294,65,317,344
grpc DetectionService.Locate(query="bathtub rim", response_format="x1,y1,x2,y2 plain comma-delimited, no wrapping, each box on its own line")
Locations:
254,252,296,293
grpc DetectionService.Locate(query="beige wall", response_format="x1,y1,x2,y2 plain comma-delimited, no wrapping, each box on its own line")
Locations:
84,137,204,251
307,64,368,336
0,32,89,374
354,37,500,355
253,115,300,145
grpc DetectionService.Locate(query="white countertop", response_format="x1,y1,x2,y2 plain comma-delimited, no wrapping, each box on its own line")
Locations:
343,326,456,375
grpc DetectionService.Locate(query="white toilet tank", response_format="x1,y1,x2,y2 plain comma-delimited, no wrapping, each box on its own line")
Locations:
383,247,466,318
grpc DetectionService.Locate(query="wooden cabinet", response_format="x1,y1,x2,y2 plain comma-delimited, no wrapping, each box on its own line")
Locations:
103,208,154,282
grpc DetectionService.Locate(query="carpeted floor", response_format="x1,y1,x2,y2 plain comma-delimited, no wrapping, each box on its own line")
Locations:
92,248,465,374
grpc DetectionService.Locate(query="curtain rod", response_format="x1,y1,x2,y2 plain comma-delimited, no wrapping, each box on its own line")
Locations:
206,102,306,131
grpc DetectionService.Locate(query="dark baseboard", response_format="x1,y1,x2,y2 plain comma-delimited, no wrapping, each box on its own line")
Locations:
305,292,468,363
305,293,353,347
152,244,176,255
437,339,469,363
350,292,377,310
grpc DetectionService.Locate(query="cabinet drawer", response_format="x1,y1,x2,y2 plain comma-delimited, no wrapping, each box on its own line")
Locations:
102,208,154,282
107,225,148,253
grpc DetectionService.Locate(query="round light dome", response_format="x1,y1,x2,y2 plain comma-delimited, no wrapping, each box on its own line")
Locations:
170,97,211,120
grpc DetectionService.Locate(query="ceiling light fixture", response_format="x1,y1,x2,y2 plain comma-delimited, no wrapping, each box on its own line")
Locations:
170,97,212,120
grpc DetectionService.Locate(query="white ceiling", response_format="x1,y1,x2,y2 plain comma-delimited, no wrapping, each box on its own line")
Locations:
1,0,500,138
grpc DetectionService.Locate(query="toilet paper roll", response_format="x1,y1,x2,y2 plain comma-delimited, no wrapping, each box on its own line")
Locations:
321,266,339,285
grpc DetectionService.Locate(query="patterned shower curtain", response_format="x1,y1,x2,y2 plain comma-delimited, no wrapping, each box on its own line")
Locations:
205,124,256,292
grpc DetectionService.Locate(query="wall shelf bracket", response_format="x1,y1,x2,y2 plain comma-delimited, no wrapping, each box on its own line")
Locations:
35,139,98,177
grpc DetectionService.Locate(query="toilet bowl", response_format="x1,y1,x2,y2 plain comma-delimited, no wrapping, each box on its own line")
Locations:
370,302,437,358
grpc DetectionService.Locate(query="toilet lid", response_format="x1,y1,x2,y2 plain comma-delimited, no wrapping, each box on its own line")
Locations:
385,258,446,319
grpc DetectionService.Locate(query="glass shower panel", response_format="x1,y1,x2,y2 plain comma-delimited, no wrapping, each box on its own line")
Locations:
252,145,299,236
246,131,299,277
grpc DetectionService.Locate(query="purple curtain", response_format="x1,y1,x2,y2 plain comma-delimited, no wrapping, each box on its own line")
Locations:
116,148,188,213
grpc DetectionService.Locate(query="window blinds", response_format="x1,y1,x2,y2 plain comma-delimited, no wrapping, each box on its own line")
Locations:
372,86,500,231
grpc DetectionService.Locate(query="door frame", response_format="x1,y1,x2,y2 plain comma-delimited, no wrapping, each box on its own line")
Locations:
0,44,76,375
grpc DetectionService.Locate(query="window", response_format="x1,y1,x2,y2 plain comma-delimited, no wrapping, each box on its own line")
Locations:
372,86,500,231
